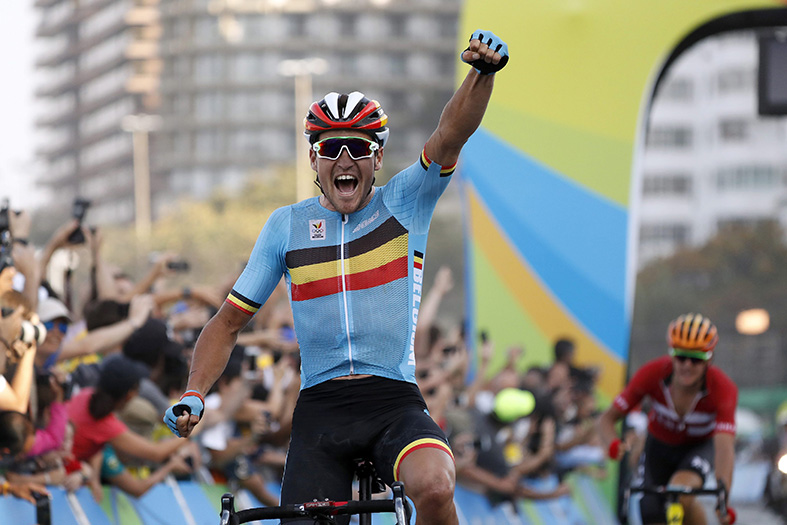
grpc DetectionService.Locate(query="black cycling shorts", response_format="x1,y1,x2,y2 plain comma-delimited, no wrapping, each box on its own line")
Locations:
637,434,714,524
279,376,452,524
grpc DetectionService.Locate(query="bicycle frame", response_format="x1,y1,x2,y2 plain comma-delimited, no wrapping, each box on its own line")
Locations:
625,484,730,525
219,481,411,525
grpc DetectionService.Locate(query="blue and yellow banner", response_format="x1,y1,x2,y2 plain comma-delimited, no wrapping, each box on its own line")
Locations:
459,0,787,398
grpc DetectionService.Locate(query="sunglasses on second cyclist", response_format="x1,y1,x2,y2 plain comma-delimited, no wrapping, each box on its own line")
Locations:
312,136,379,161
669,348,710,365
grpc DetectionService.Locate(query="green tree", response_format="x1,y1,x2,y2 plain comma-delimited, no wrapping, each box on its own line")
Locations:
631,220,787,369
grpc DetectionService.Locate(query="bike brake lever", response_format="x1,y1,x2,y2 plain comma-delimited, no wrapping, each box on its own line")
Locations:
220,493,238,525
392,482,409,525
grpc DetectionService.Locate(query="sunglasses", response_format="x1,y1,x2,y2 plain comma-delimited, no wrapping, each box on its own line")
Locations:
669,348,710,365
44,320,69,334
312,136,379,160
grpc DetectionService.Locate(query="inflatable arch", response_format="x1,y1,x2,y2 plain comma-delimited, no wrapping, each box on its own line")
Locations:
459,1,787,399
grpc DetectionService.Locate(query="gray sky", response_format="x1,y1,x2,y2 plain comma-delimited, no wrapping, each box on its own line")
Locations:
0,2,40,209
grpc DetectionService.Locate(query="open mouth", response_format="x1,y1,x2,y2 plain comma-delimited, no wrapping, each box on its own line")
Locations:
335,174,358,195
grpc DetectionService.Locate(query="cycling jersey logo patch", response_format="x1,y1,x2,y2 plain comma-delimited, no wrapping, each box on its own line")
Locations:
309,220,326,240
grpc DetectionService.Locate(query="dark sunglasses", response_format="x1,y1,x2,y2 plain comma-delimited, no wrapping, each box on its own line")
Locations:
312,136,379,160
44,320,69,334
673,354,706,365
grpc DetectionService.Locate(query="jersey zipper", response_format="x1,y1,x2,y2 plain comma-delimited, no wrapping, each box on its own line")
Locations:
340,213,354,374
662,381,705,432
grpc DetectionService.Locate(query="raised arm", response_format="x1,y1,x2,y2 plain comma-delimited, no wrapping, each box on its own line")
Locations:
424,30,509,167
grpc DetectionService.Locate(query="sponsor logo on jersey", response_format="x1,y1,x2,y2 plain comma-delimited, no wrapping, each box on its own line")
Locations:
309,220,325,240
716,422,736,434
353,209,379,233
408,250,424,366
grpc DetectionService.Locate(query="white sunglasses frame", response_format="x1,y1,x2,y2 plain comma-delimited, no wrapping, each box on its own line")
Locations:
312,136,380,160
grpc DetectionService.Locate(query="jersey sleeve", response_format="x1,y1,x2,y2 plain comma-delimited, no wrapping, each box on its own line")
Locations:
226,206,290,316
711,369,738,435
613,358,666,414
381,148,455,234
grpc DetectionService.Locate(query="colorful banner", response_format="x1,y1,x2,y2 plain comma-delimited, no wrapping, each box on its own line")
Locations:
459,0,787,398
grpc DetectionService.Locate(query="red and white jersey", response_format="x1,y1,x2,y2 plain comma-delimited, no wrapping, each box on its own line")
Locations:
613,356,737,445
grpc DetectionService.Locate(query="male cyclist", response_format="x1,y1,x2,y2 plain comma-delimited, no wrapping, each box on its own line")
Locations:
165,30,509,525
599,314,737,525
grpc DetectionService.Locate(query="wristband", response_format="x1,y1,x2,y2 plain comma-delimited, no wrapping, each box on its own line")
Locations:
164,390,205,437
13,238,28,246
181,389,204,405
608,438,621,459
1,480,9,496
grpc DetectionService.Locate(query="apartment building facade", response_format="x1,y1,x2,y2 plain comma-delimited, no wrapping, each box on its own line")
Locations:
34,0,461,225
636,30,787,268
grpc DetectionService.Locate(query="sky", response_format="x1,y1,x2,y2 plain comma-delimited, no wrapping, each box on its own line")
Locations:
0,2,40,209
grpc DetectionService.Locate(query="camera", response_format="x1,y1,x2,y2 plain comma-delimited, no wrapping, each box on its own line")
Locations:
0,231,12,273
166,260,190,272
67,197,92,244
19,320,47,346
0,198,9,233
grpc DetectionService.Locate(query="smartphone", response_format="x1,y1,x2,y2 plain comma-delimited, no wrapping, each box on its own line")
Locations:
167,260,190,272
34,491,51,525
67,197,92,244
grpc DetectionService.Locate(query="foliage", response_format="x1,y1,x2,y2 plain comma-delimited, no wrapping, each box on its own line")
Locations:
101,165,297,288
631,220,787,358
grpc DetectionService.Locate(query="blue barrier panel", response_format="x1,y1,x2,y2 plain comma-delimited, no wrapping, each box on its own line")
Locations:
570,475,618,524
0,493,35,524
49,488,81,525
519,476,587,525
0,473,614,524
72,486,113,524
131,483,191,525
178,481,225,525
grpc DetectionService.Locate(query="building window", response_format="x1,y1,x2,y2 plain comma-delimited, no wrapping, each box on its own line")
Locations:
339,13,358,37
719,118,749,142
388,15,406,37
660,77,693,102
390,54,406,77
717,67,754,94
642,173,693,197
195,92,224,120
195,131,222,159
717,217,773,231
716,165,780,191
639,224,690,245
646,126,693,148
195,54,224,81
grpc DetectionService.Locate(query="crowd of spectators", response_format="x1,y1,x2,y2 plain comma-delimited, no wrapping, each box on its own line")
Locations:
412,266,607,509
0,204,606,514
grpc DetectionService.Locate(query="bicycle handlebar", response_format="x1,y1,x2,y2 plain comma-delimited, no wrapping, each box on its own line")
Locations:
626,484,734,523
220,482,410,524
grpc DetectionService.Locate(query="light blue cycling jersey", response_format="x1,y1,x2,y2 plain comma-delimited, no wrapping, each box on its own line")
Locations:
227,150,455,389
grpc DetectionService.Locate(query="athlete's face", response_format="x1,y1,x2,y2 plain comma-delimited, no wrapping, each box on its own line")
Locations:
310,130,383,215
671,354,709,388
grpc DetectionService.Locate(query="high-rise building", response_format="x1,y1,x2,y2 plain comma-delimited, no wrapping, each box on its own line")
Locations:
33,0,461,225
34,0,161,225
636,30,787,268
